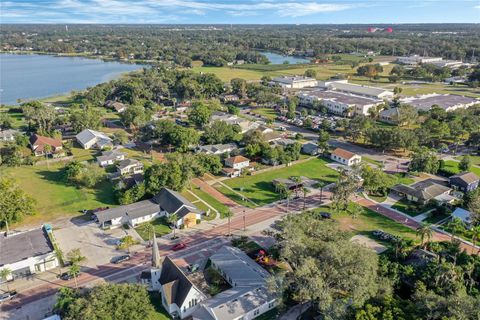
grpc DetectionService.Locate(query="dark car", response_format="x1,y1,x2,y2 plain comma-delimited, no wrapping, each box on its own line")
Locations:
59,272,74,281
111,255,131,264
171,243,187,251
0,291,17,303
319,212,331,219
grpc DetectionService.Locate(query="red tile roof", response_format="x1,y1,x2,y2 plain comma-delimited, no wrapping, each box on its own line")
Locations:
226,155,250,164
30,134,62,150
332,148,357,160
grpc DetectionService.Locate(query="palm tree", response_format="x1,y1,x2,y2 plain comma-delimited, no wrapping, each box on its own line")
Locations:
0,268,12,291
301,187,308,210
318,182,325,205
290,176,301,197
68,264,81,288
470,225,480,255
44,144,52,170
223,209,234,237
447,218,465,242
67,248,86,265
167,213,179,239
416,223,433,249
142,222,155,246
286,190,293,213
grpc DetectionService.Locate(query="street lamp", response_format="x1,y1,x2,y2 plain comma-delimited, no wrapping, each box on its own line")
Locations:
243,210,246,232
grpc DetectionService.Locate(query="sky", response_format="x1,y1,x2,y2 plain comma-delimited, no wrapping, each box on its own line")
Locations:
1,0,479,24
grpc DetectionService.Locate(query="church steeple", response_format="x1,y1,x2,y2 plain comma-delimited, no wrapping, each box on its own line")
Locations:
152,232,161,268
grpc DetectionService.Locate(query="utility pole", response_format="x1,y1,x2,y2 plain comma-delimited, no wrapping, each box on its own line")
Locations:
243,210,246,232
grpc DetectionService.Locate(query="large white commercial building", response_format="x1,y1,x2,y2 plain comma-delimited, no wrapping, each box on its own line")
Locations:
298,90,383,117
0,228,59,280
400,94,478,112
317,79,394,99
271,75,318,89
397,55,443,65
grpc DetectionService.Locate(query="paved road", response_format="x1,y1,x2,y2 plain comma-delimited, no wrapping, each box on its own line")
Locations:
0,192,328,314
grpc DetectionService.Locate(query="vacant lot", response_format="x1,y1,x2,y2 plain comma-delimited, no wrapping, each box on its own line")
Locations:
2,163,116,227
218,158,338,206
315,203,418,241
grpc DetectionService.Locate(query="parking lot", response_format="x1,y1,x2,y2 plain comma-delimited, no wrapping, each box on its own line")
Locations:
54,218,143,268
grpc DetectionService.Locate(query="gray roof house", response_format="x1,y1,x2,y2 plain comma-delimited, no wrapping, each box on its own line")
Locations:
301,142,320,155
96,150,126,167
449,172,479,193
0,129,20,141
195,143,237,155
76,129,113,150
117,159,144,176
95,188,202,229
391,179,453,205
192,246,276,320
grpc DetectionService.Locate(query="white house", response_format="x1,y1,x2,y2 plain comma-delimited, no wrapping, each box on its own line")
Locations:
95,188,202,229
223,155,251,177
271,75,318,89
117,159,144,176
96,150,126,167
0,228,59,280
0,129,20,142
76,129,113,149
195,143,237,155
152,256,207,319
330,148,362,166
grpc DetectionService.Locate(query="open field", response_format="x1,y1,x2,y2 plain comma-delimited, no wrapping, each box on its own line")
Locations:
218,157,338,207
455,155,480,166
391,198,435,217
1,163,117,227
443,160,480,176
315,203,418,241
250,107,278,121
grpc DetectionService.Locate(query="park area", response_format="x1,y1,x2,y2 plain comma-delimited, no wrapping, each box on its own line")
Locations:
2,162,117,227
215,157,338,207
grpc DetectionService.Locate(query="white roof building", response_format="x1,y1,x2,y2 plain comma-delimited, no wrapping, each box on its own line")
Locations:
400,94,478,112
76,129,113,149
271,75,318,89
397,55,443,65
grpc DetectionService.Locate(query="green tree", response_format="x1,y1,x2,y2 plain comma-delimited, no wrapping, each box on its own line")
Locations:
222,209,234,236
458,155,471,172
408,147,439,174
330,169,359,212
67,248,86,265
68,264,81,288
117,235,138,252
69,106,103,133
0,268,12,291
0,177,36,228
141,222,155,245
304,69,317,78
203,120,240,144
317,129,330,154
189,101,212,128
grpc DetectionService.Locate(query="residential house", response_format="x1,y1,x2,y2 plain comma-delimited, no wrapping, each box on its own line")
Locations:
153,256,207,319
195,143,237,155
301,142,320,155
220,94,240,103
271,75,318,89
449,172,479,193
76,129,113,149
95,188,202,229
451,207,472,226
379,107,402,125
271,138,297,147
192,246,276,320
223,155,250,178
105,101,127,113
391,179,453,205
96,150,126,167
29,134,64,157
0,227,59,280
153,188,203,228
330,148,362,166
0,129,20,142
117,159,144,176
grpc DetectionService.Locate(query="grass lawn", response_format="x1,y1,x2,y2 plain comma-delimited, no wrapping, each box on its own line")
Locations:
147,292,171,320
391,198,435,217
315,203,418,241
2,163,117,227
393,173,415,185
368,194,387,203
440,221,474,243
219,158,338,207
362,156,382,166
190,186,230,214
70,147,97,162
250,107,278,121
455,155,480,167
442,160,480,176
423,212,450,224
135,217,171,240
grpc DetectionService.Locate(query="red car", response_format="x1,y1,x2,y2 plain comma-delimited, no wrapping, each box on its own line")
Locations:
171,243,186,251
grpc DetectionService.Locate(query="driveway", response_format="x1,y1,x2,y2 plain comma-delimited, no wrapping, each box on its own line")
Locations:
54,218,143,268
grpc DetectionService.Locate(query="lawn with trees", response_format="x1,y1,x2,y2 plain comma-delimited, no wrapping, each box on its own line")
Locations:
218,157,338,207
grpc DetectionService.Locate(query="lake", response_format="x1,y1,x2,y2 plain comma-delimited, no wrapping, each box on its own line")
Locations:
0,54,145,105
260,51,311,65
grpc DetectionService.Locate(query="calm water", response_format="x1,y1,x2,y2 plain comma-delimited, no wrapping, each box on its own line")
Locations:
261,51,311,65
0,54,145,105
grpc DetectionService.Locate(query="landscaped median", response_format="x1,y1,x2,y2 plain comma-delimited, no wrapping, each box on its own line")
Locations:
215,157,339,207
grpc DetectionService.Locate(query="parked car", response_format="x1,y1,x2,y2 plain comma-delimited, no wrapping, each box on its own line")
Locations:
0,291,17,303
111,255,131,264
59,272,74,281
171,243,187,251
319,212,331,219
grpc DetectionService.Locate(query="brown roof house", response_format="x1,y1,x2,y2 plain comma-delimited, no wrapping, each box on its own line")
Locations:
330,148,361,166
391,179,454,205
222,155,250,178
29,134,64,157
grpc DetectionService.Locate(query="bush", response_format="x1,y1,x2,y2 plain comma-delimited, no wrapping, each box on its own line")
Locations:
196,219,201,224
